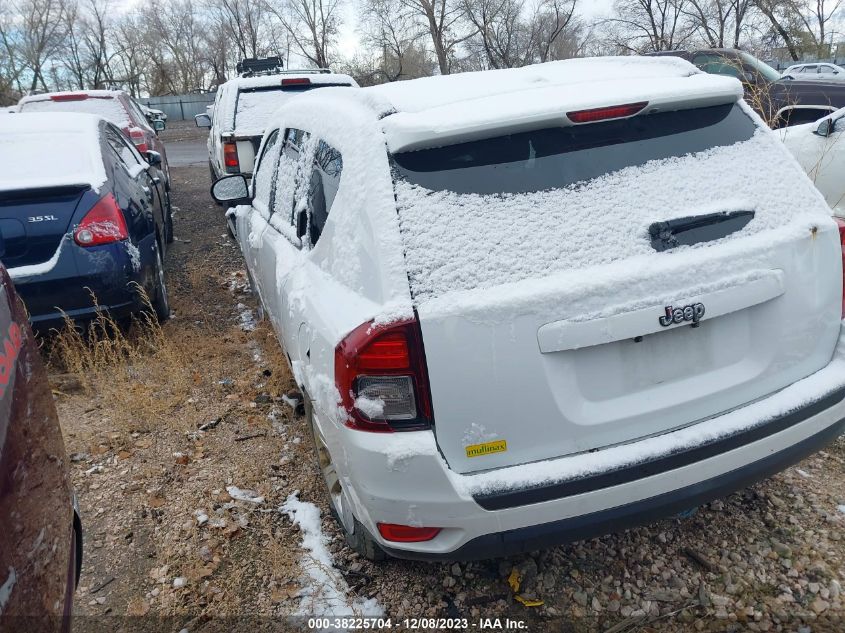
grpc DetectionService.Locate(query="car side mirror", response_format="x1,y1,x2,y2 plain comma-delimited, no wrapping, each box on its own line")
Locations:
815,118,834,137
211,175,250,205
145,150,162,168
195,113,212,128
153,119,165,132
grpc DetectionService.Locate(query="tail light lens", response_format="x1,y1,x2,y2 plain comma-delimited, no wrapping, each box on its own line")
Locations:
377,523,441,542
123,126,148,153
223,142,240,172
335,318,433,432
567,101,648,123
835,217,845,317
73,193,129,246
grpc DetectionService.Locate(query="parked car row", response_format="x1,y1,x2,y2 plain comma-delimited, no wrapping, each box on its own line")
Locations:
209,55,845,561
648,48,845,126
0,90,177,625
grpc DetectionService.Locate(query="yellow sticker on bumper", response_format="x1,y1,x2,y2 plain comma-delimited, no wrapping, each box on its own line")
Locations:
465,439,507,458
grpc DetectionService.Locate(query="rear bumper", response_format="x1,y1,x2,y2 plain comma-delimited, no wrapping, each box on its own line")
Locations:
8,239,152,328
327,343,845,561
383,414,845,561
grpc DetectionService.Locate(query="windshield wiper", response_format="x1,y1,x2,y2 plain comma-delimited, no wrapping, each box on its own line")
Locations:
649,210,755,252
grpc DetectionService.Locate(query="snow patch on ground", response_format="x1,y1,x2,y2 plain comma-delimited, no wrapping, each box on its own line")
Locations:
0,566,16,616
237,303,256,331
226,486,264,504
281,492,383,620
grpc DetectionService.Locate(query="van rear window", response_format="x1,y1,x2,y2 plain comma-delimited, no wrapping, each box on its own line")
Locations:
391,103,756,194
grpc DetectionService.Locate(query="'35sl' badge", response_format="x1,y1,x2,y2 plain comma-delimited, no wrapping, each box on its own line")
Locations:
659,302,706,327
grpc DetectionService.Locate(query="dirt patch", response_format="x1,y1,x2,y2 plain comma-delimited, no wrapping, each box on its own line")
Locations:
55,162,845,632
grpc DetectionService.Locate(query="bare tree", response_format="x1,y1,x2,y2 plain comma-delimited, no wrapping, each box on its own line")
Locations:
16,0,69,92
360,0,432,81
605,0,694,52
268,0,342,68
396,0,473,74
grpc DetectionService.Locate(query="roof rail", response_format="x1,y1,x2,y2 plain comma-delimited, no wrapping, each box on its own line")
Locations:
277,68,333,74
237,57,284,77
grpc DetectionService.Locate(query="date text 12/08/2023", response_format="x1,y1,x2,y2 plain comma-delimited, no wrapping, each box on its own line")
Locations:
306,617,529,630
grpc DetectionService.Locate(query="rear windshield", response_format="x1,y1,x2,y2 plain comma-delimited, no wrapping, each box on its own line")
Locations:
392,104,756,194
20,97,129,127
234,84,351,131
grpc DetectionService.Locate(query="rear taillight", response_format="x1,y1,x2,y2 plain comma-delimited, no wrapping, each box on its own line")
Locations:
335,318,433,432
123,126,148,153
835,217,845,317
73,193,129,247
567,102,648,124
377,523,441,542
223,142,240,172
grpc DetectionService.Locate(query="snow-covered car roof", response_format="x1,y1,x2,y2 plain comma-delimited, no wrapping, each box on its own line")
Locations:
270,57,744,153
0,113,107,193
18,90,130,128
217,71,358,135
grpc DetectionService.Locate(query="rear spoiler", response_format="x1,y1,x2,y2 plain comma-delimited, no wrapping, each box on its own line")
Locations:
383,74,744,154
0,183,90,202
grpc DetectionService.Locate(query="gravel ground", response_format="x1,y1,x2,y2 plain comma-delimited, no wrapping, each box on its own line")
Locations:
52,130,845,633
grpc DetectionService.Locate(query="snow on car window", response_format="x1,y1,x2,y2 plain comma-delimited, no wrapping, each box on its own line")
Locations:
253,130,282,210
0,130,104,192
20,97,130,128
234,88,291,135
395,128,829,304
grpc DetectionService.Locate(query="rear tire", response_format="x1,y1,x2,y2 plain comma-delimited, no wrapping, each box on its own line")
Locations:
305,395,387,561
150,242,170,322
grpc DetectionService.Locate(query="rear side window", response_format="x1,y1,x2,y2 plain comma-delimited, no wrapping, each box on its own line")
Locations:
267,130,341,247
308,141,343,244
392,104,757,195
104,125,141,170
253,130,282,213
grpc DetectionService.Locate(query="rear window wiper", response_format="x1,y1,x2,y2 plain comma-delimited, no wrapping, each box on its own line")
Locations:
649,210,755,252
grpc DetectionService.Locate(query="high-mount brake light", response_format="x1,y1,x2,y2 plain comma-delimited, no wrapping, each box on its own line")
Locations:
73,193,129,247
567,102,648,124
281,77,311,87
335,318,433,432
834,217,845,318
49,93,88,101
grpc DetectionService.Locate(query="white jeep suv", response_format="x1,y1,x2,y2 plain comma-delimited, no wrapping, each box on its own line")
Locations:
212,57,845,561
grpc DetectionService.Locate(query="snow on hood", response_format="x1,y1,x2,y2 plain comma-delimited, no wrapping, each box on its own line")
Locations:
0,113,107,193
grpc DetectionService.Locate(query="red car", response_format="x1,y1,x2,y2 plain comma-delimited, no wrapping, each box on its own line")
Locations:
0,264,80,630
18,90,172,191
